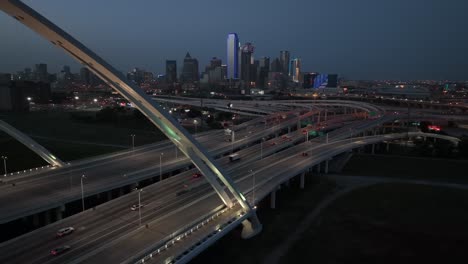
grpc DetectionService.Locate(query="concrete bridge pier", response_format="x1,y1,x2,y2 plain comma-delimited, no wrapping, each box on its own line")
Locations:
270,189,276,209
386,142,390,152
325,160,329,174
300,172,305,189
32,213,40,227
371,144,375,155
317,163,321,173
45,209,52,225
241,212,263,239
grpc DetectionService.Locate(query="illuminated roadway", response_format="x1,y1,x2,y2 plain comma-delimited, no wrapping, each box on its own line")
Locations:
1,112,438,264
0,110,321,224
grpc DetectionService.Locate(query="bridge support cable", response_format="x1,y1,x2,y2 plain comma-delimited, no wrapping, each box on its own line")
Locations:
0,0,261,232
0,119,65,167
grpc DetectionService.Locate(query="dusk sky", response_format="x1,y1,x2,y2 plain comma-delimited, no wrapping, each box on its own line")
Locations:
1,0,467,80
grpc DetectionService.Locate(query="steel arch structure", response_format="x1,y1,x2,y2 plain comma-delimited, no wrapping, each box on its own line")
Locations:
0,0,261,236
0,119,65,167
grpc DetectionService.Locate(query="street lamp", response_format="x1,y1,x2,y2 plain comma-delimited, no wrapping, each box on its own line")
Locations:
260,138,265,160
193,119,198,134
130,134,135,150
250,169,256,206
159,153,164,182
135,188,143,226
81,174,86,212
1,156,7,176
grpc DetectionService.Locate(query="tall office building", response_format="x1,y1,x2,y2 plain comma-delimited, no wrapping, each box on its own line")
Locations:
270,58,282,72
227,33,239,79
240,42,255,84
165,60,177,83
181,52,199,83
80,67,91,85
257,57,270,88
327,74,338,87
303,72,317,88
279,51,290,75
34,63,48,82
290,58,301,83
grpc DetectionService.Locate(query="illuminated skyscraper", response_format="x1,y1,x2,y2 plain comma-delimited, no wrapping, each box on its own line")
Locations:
290,58,301,83
279,51,290,75
227,33,239,79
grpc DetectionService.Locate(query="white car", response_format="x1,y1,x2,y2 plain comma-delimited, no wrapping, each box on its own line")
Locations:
56,227,74,237
131,204,144,211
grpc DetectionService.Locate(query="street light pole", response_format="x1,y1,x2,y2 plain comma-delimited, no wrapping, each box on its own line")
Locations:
260,139,263,160
80,174,86,212
1,156,7,176
159,153,164,182
138,189,142,226
231,130,235,154
130,134,135,150
250,169,256,206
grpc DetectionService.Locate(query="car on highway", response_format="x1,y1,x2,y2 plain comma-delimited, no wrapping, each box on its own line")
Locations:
131,204,144,211
50,245,71,256
192,173,202,179
56,227,74,237
228,153,240,162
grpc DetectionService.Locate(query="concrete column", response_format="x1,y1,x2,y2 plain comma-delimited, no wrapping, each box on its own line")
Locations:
119,187,124,197
324,110,328,121
270,190,276,209
44,210,51,225
55,207,63,221
285,179,290,187
317,163,321,173
383,127,386,134
300,172,305,189
325,160,329,174
288,126,291,133
33,213,40,227
371,144,375,155
386,142,390,152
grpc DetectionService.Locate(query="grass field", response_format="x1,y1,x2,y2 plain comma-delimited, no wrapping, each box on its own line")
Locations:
281,183,468,264
191,176,337,264
342,153,468,183
0,111,166,146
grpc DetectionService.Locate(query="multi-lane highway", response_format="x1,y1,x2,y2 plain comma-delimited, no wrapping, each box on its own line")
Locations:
0,111,419,264
0,110,318,224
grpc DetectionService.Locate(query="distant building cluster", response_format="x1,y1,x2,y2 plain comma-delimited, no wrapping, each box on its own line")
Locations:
0,32,344,102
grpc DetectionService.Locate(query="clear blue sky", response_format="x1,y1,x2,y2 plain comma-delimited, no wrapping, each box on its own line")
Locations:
1,0,467,80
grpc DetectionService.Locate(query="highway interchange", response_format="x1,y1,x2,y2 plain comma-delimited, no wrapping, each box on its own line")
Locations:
0,98,465,264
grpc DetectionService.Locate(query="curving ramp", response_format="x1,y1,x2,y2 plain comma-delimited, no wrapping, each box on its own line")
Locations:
0,119,65,167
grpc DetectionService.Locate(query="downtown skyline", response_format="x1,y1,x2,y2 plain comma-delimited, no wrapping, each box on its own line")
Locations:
1,0,467,80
